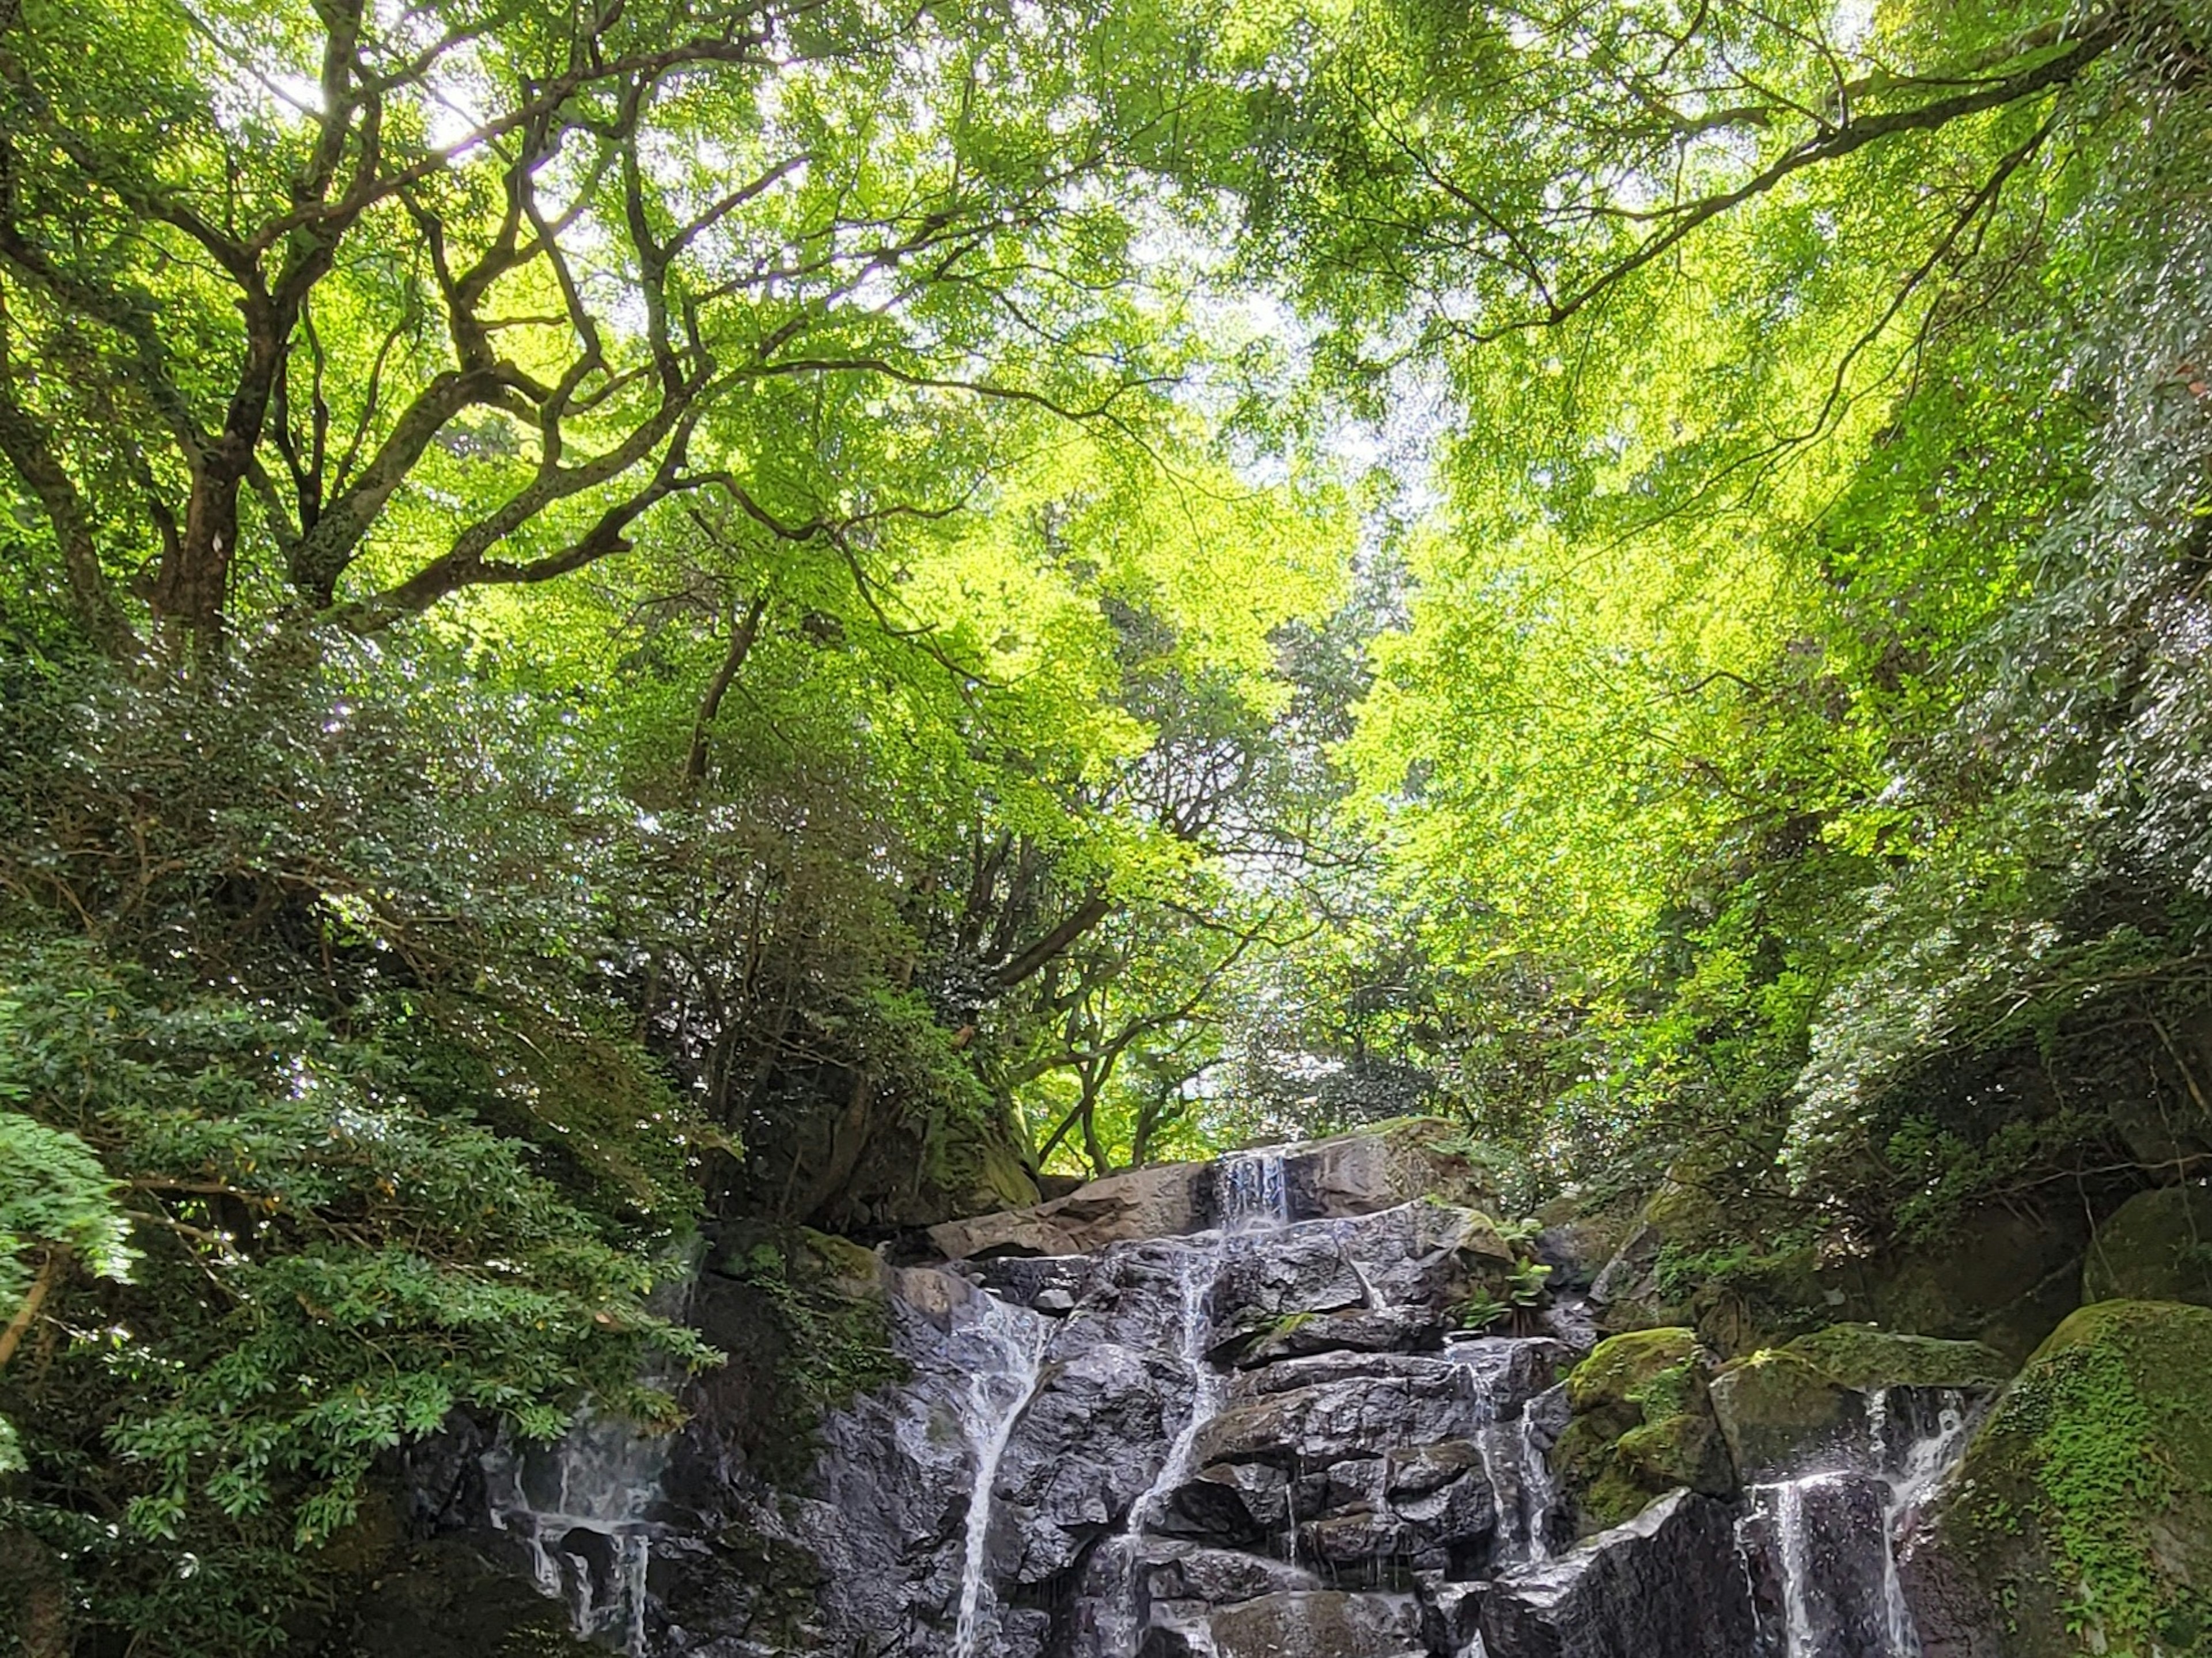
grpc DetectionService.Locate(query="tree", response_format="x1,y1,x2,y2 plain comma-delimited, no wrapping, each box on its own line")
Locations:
0,0,1226,652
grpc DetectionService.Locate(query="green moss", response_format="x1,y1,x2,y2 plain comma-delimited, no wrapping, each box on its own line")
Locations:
718,1228,910,1487
1557,1328,1734,1532
711,1515,825,1647
1782,1323,2010,1390
2084,1186,2212,1308
1923,1300,2212,1657
1566,1327,1700,1413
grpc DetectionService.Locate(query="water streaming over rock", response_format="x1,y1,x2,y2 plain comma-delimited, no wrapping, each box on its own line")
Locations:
450,1128,1998,1658
951,1292,1055,1658
1737,1388,1979,1658
482,1413,668,1653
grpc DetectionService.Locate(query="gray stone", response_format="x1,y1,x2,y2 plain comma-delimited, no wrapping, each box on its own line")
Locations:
994,1342,1193,1583
1479,1489,1759,1658
1739,1473,1901,1658
1137,1543,1322,1605
1207,1590,1427,1658
1194,1365,1482,1468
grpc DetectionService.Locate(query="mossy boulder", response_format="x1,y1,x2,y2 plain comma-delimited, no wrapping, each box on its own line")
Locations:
1781,1324,2011,1391
1867,1197,2090,1365
316,1538,604,1658
2084,1184,2212,1308
1899,1300,2212,1658
1585,1163,1834,1356
1555,1328,1736,1534
1711,1324,2009,1481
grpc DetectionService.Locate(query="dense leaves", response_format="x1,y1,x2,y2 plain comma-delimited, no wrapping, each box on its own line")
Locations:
9,0,2212,1646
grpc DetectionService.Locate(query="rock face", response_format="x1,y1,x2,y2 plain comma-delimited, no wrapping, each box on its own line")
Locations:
1586,1176,2089,1365
927,1118,1499,1260
2082,1183,2212,1307
445,1130,2006,1658
1478,1490,1756,1658
1899,1299,2212,1658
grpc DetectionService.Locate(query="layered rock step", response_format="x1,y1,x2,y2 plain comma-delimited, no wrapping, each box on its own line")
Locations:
509,1131,2013,1658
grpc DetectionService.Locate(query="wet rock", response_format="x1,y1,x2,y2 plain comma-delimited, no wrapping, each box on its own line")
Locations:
1194,1364,1482,1469
1204,1227,1370,1354
1738,1472,1903,1658
1479,1489,1758,1658
1233,1349,1475,1399
964,1254,1093,1313
1048,1239,1206,1358
1137,1543,1323,1604
1338,1201,1517,1313
1206,1589,1428,1658
1899,1300,2212,1658
1445,1337,1574,1420
1158,1461,1289,1545
1228,1306,1445,1365
993,1341,1194,1583
2082,1183,2212,1307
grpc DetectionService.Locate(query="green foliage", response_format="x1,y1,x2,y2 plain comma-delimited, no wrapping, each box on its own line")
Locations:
0,646,716,1655
715,1232,907,1486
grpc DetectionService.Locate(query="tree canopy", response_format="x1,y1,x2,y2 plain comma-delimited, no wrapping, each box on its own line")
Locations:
7,0,2212,1646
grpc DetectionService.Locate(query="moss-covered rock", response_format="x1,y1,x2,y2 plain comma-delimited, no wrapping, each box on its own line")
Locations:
2083,1184,2212,1308
1780,1324,2011,1391
1868,1198,2089,1365
1710,1325,2008,1480
1555,1328,1736,1534
1899,1300,2212,1658
1585,1163,1835,1356
314,1538,604,1658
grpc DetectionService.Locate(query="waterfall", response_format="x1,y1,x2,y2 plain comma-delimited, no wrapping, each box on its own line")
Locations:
1089,1149,1290,1654
482,1412,668,1654
1218,1148,1289,1230
1740,1388,1977,1658
1446,1339,1561,1565
950,1292,1054,1658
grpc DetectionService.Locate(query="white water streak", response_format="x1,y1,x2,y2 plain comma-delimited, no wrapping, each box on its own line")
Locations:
951,1297,1052,1658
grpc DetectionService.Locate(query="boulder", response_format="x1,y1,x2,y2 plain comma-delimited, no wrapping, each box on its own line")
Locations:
1205,1202,1516,1362
1194,1364,1482,1470
2082,1183,2212,1307
1479,1489,1758,1658
1206,1589,1428,1658
1552,1329,1734,1534
1203,1225,1371,1355
929,1119,1502,1260
1737,1472,1904,1658
1276,1118,1501,1222
1899,1299,2212,1658
1866,1197,2089,1365
930,1161,1210,1259
1137,1543,1321,1606
1445,1337,1574,1420
1227,1305,1445,1365
1710,1325,2008,1482
965,1254,1094,1313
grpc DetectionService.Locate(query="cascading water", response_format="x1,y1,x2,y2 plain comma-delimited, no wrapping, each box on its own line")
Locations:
482,1413,669,1654
1086,1148,1291,1654
1446,1339,1565,1565
1738,1388,1978,1658
950,1290,1054,1658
